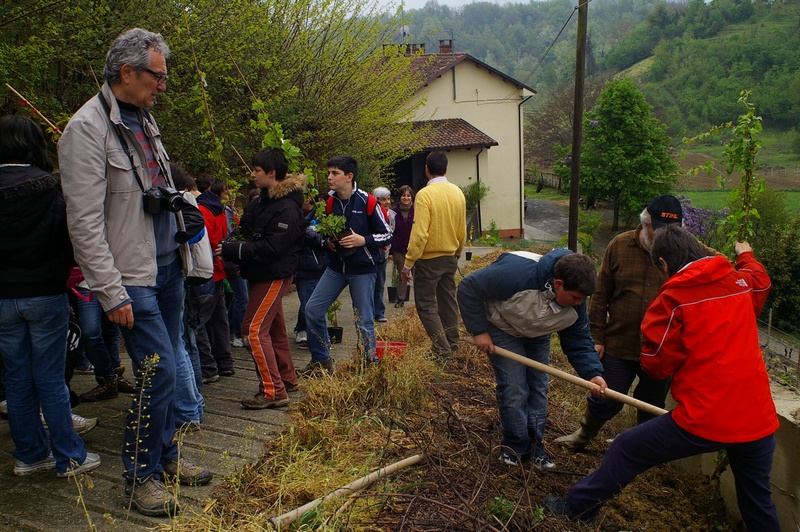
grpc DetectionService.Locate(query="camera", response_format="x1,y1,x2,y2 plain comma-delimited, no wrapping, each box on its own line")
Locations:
142,186,185,214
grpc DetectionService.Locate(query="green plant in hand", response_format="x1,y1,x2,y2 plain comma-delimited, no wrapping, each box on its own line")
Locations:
313,200,347,239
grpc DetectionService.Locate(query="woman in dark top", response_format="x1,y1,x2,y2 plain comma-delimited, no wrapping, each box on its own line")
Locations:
0,115,100,476
390,185,415,307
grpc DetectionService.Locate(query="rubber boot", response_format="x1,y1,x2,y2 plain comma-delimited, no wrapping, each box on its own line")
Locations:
554,409,606,451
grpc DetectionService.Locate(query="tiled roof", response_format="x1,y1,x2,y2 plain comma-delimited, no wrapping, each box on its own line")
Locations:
410,118,498,150
408,53,536,94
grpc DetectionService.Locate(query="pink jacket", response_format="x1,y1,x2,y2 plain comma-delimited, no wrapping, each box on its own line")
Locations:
640,252,777,443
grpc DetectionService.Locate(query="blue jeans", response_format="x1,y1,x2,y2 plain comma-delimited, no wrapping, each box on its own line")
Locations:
0,293,87,473
588,353,670,424
488,326,551,461
305,268,377,363
182,310,203,389
373,260,387,320
227,274,248,338
294,277,319,332
566,414,779,530
74,287,121,381
173,315,204,425
119,259,184,481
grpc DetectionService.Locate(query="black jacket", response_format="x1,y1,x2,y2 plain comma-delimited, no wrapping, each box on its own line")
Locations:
297,208,329,280
0,165,73,298
220,174,305,283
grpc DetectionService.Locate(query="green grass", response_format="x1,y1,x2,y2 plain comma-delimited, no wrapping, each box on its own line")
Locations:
524,183,566,201
682,124,800,168
678,190,800,214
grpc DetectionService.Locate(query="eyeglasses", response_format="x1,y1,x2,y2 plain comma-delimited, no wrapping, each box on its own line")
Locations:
142,68,169,84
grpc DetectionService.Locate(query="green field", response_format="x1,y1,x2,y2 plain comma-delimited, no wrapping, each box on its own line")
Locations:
526,184,800,215
678,190,800,214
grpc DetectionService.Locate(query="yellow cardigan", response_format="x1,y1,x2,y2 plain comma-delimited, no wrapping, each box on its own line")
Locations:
404,179,466,268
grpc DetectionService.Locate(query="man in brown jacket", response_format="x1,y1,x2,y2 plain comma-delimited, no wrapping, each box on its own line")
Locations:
555,195,682,450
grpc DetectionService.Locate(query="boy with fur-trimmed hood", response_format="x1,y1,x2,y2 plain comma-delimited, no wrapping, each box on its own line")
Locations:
217,148,306,409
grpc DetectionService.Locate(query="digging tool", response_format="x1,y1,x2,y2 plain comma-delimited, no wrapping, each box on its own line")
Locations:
462,336,668,417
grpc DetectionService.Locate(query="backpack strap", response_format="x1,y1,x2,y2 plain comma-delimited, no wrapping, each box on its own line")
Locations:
327,193,377,215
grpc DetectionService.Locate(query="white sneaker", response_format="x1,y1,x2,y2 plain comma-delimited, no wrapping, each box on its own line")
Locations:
295,331,307,344
533,456,556,469
40,411,98,436
14,453,56,476
231,336,244,348
57,452,101,477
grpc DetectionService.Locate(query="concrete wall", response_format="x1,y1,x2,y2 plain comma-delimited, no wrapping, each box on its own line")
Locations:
675,383,800,530
408,61,531,238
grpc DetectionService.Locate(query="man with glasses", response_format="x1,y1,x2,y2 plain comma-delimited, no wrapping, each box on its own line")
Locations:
59,28,211,517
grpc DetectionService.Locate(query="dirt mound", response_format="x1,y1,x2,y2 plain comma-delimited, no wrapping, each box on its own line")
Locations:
678,153,799,190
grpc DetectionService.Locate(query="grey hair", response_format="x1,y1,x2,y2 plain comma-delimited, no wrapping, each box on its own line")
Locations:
640,207,651,226
104,28,171,84
372,187,391,199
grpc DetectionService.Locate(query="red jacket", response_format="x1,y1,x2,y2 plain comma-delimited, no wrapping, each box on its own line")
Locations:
640,252,777,443
197,191,228,282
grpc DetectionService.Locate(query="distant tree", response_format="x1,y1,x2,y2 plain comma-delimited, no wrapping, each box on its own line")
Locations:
759,215,800,332
524,77,607,172
580,78,678,230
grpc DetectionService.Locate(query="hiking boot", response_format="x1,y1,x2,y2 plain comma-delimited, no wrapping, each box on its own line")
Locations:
240,394,290,410
57,452,101,477
115,367,137,394
79,376,118,403
298,359,334,377
175,420,201,433
125,476,178,517
219,368,236,377
14,453,56,476
284,382,301,393
163,457,213,486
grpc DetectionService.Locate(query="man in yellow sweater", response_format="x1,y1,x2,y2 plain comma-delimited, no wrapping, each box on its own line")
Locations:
401,151,466,357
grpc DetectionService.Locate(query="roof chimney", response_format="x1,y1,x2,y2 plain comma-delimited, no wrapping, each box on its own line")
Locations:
439,39,453,55
405,43,426,55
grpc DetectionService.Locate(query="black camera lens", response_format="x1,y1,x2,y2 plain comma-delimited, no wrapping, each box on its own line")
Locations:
174,229,189,243
166,195,183,212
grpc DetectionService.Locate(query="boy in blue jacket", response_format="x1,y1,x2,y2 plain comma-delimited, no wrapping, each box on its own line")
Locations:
457,250,607,468
302,156,392,373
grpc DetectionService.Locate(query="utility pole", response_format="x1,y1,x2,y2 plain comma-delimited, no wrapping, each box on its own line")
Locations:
568,0,588,252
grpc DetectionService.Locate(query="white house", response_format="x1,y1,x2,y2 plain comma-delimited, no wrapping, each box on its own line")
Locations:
392,40,535,239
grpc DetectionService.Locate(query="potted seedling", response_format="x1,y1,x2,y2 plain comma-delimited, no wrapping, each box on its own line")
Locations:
465,226,474,261
326,299,343,344
315,200,354,259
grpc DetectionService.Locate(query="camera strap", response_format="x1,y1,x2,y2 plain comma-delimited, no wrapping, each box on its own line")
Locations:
97,92,148,194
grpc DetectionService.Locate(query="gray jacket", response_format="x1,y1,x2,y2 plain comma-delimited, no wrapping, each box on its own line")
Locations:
59,83,186,312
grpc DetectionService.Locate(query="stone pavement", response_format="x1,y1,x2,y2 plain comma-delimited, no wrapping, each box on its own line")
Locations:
0,251,497,531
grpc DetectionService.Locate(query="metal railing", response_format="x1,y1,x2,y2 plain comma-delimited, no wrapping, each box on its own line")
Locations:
759,309,800,392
